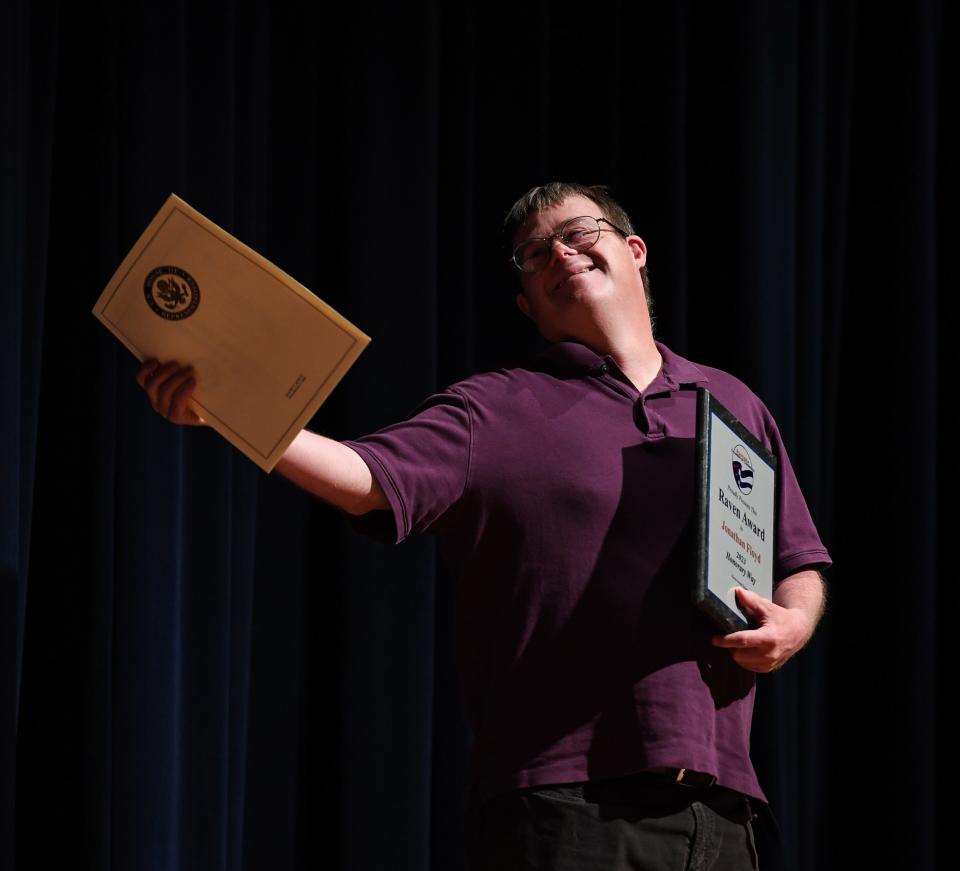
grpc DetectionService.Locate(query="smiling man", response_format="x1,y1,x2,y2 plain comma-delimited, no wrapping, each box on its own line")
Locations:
139,182,830,871
510,191,659,393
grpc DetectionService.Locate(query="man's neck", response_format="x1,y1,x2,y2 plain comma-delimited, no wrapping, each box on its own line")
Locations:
606,335,662,393
564,307,662,392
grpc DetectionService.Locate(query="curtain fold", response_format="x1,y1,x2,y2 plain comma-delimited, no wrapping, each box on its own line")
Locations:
2,2,60,868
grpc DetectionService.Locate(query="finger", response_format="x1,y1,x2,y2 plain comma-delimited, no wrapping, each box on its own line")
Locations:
136,358,159,388
712,627,761,648
714,628,779,652
734,586,773,617
142,360,183,399
156,368,195,417
136,358,160,388
167,375,200,424
731,650,780,673
143,361,187,409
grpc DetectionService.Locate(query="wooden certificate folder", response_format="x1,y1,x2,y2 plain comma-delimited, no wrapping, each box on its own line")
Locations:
93,194,370,471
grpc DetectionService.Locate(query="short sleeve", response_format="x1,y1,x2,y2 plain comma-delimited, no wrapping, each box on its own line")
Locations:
342,389,472,543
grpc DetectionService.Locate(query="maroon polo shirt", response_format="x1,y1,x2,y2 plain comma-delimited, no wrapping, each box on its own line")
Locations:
345,341,831,801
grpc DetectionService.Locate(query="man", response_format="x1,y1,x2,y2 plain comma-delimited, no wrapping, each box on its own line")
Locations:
139,183,830,870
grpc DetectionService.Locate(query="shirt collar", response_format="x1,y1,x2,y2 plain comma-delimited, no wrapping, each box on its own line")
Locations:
653,341,710,391
538,339,710,389
538,340,607,374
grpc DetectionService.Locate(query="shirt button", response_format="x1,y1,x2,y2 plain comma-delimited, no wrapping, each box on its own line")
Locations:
599,362,609,374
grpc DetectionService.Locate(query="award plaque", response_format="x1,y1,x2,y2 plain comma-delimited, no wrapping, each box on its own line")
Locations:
693,388,777,632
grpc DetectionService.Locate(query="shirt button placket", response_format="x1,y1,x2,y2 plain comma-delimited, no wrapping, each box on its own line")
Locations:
634,395,650,434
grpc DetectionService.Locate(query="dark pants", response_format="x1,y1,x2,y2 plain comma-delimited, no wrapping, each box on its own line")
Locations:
466,776,760,871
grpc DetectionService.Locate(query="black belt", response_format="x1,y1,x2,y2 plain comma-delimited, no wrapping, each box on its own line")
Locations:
516,770,750,826
638,767,719,789
525,768,721,804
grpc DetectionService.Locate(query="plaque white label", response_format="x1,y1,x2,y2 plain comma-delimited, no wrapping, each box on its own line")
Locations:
705,411,775,614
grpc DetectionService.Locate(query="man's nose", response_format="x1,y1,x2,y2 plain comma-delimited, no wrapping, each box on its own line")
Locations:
548,236,578,264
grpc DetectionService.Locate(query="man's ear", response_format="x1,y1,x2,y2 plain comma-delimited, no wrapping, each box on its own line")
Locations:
627,236,648,268
516,291,531,319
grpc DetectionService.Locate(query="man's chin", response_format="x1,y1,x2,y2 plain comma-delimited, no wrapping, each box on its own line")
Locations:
559,278,614,307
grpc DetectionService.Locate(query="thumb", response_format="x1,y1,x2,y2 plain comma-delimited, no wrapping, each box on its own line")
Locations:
734,586,772,621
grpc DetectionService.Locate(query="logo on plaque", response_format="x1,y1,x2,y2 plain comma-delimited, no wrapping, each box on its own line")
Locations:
731,444,754,494
144,266,200,320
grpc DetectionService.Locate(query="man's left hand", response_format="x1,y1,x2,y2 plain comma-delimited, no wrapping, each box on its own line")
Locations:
711,573,824,673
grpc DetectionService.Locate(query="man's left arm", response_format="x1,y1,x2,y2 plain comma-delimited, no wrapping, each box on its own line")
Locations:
711,570,826,673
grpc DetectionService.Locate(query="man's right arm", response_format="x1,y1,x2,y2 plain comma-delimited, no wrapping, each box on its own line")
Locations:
275,430,388,515
137,360,388,516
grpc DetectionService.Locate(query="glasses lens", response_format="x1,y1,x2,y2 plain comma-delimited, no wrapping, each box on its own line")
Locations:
514,240,549,273
562,217,600,250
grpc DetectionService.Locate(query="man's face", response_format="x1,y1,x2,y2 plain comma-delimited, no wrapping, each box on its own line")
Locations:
513,195,647,342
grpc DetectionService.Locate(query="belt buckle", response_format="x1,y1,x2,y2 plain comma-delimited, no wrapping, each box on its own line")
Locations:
675,767,717,788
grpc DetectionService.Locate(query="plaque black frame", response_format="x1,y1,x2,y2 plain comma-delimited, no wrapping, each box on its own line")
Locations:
693,387,779,633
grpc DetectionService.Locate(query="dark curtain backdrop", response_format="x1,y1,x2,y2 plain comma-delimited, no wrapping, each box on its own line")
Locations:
2,0,953,868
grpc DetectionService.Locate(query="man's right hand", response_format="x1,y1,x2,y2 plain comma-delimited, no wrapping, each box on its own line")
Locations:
136,359,206,426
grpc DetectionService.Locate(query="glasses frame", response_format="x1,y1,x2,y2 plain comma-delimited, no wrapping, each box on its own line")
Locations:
510,215,630,273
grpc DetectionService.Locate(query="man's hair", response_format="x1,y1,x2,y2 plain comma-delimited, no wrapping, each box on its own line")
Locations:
504,182,652,307
504,182,636,239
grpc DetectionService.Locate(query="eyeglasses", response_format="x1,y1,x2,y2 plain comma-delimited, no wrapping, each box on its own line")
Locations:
510,215,629,273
